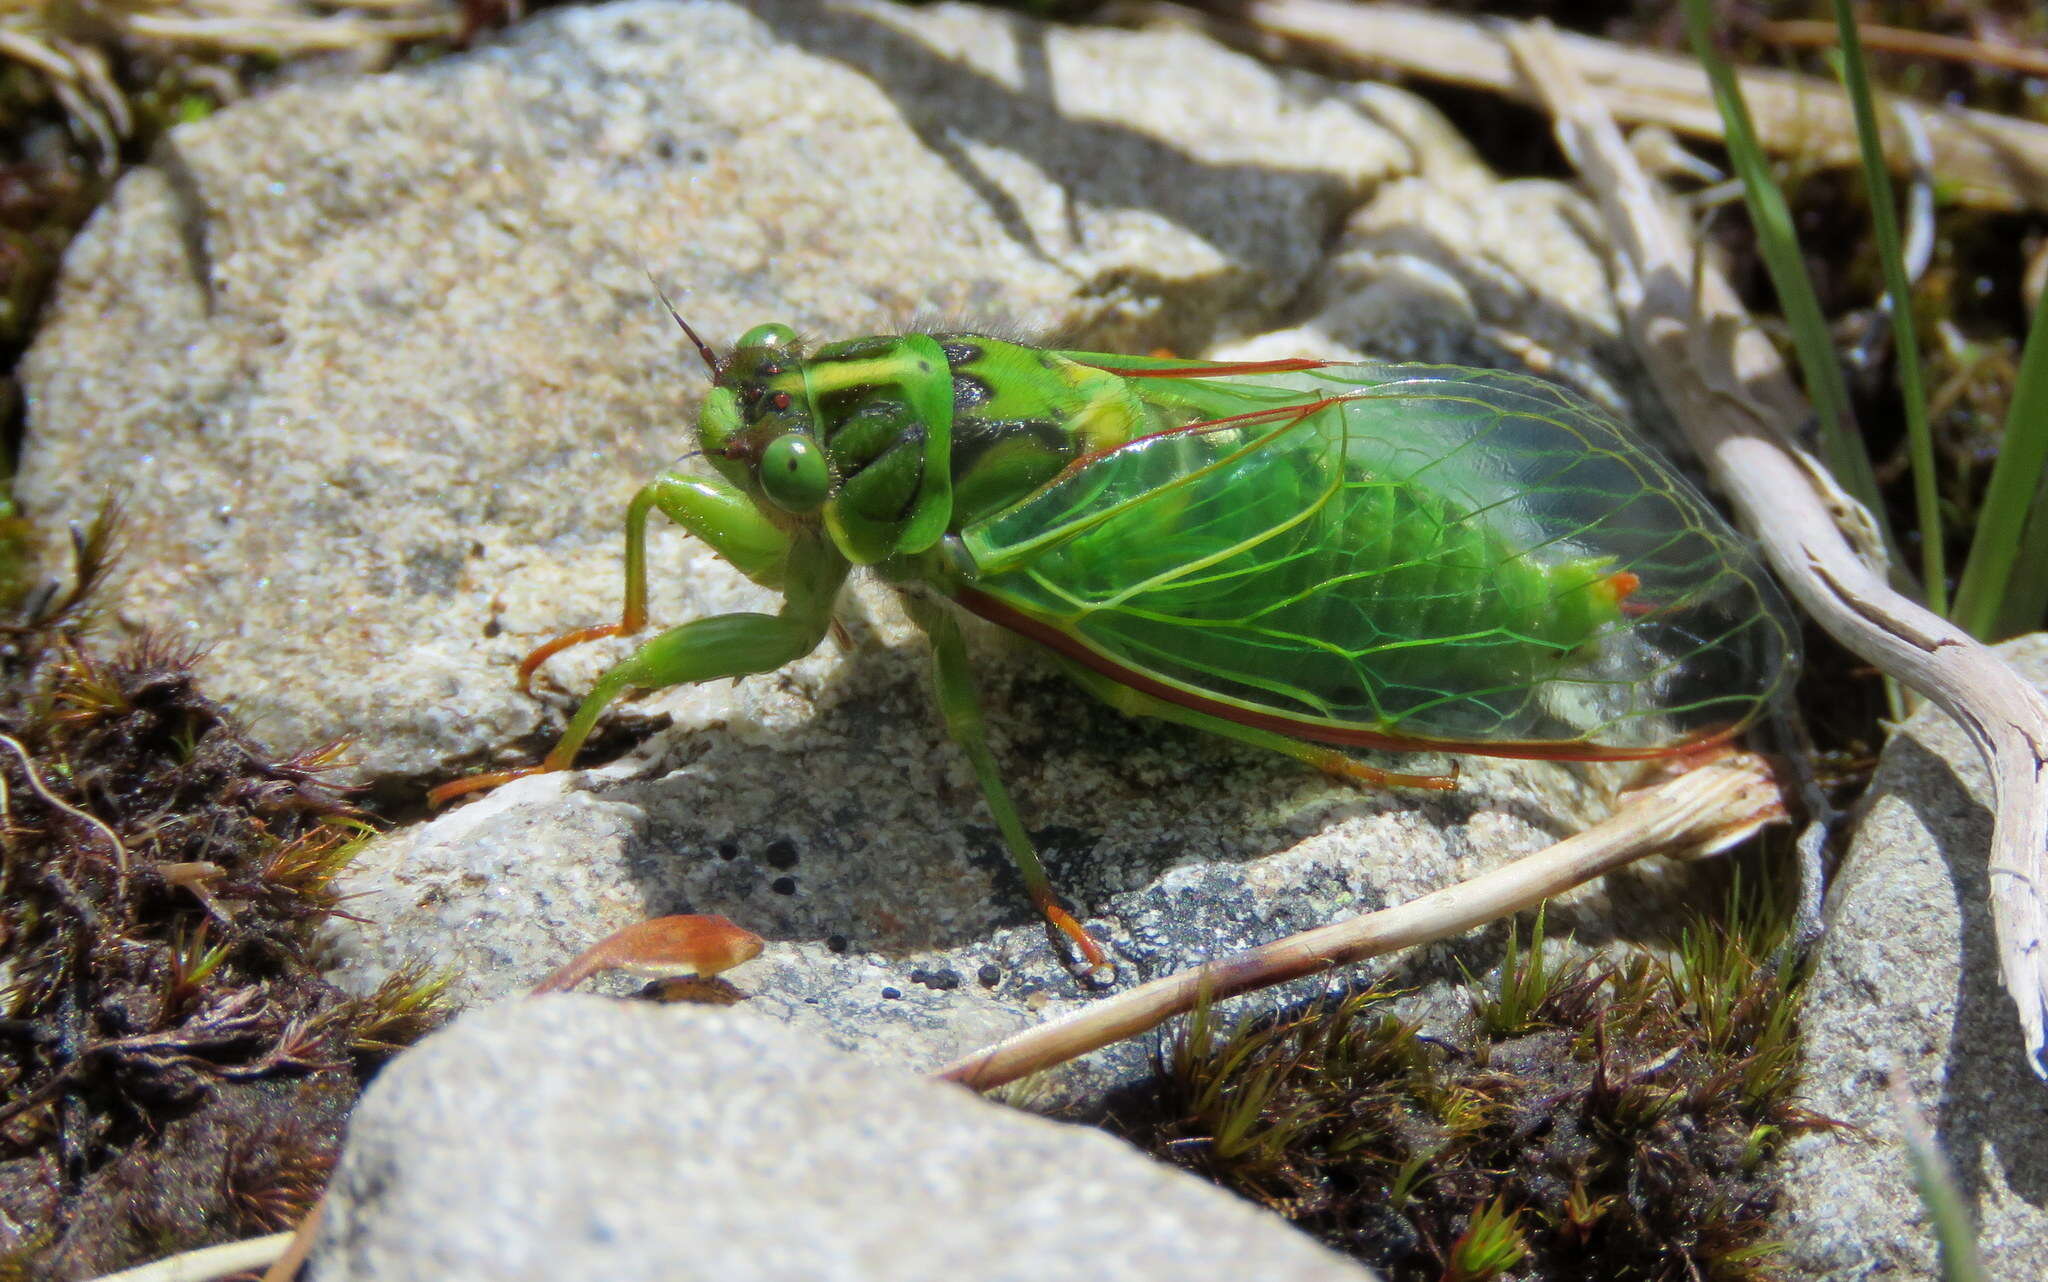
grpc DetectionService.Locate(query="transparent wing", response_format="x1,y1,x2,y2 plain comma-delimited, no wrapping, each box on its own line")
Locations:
955,363,1798,752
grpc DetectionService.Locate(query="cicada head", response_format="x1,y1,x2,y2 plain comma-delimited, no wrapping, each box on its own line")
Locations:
696,321,833,519
698,323,961,565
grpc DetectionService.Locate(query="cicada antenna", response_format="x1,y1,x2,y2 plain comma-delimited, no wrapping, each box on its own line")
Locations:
643,268,719,379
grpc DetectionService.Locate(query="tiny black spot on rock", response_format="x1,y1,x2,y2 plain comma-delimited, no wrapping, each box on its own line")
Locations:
770,876,797,896
482,617,501,639
881,986,902,1000
826,934,849,953
976,963,1001,988
912,968,962,992
764,839,799,869
717,842,740,862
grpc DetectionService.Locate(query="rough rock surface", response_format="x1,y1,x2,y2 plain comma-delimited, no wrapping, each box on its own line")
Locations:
16,0,1808,1267
14,0,1707,1099
17,0,1646,784
18,0,1429,780
306,999,1378,1282
1773,633,2048,1279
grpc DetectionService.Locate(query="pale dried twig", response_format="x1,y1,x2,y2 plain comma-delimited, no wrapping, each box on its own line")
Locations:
0,730,130,894
1504,21,2048,1078
82,1232,295,1282
1761,17,2048,80
938,754,1785,1092
113,11,457,53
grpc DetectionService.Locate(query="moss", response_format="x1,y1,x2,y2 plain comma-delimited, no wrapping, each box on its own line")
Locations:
0,505,451,1278
1111,899,1829,1282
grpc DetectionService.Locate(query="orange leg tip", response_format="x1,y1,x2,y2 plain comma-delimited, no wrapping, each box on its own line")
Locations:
1037,899,1109,970
517,614,649,691
426,765,544,809
518,625,612,686
1313,749,1459,792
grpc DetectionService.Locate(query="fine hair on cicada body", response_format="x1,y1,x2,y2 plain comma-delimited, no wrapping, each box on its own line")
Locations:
430,315,1800,971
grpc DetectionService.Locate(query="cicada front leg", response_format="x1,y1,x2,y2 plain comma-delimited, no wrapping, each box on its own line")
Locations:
515,471,794,692
428,472,844,806
902,594,1111,973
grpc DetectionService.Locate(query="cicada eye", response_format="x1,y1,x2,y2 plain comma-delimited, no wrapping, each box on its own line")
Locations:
758,432,830,512
737,321,799,350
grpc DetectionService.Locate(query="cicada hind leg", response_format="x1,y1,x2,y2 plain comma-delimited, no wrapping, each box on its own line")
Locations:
1052,661,1458,792
902,595,1113,975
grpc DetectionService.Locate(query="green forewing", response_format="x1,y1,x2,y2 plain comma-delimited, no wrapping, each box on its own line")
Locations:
955,363,1796,751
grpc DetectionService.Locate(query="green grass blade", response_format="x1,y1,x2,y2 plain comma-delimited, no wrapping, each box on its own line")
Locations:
1828,2,1942,615
1888,1072,1989,1282
1990,478,2048,638
1952,276,2048,639
1681,0,1898,572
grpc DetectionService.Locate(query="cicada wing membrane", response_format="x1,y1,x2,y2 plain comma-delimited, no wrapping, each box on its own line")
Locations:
954,362,1798,760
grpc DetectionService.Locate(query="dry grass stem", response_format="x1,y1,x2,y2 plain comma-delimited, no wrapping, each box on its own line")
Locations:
1760,18,2048,80
937,753,1785,1092
114,11,458,53
0,727,131,890
1504,20,2048,1078
0,0,463,166
83,1232,296,1282
1218,0,2048,213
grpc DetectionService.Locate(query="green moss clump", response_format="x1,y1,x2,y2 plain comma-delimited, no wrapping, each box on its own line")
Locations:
1113,903,1827,1282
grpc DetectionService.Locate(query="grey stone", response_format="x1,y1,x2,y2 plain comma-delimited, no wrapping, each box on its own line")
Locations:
306,998,1378,1282
324,688,1649,1105
16,0,1415,780
18,0,1784,1244
3,0,1703,1104
1773,634,2048,1279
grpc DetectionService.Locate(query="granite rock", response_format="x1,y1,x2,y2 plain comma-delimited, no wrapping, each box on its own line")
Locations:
305,998,1378,1282
1773,634,2048,1279
14,0,1802,1266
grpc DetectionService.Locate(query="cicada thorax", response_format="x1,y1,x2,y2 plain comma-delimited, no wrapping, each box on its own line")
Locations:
698,326,1163,566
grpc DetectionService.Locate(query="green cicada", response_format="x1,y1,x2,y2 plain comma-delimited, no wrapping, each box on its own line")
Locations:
431,321,1798,967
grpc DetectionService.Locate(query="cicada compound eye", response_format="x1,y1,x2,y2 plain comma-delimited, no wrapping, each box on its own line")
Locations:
737,321,799,350
758,432,830,513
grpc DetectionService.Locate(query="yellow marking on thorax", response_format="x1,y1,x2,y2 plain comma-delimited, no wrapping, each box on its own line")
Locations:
1061,365,1151,453
800,355,916,396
